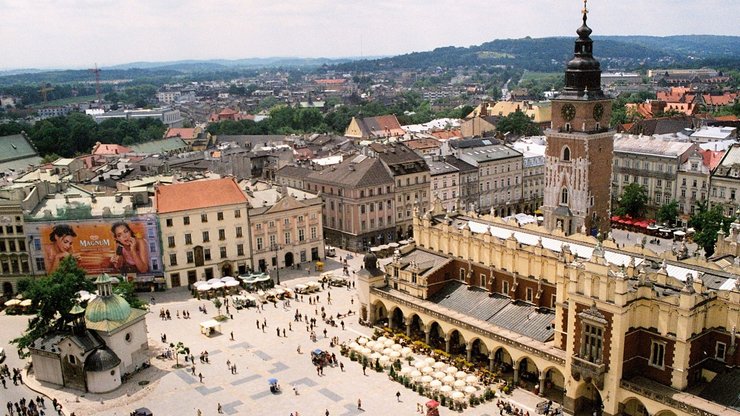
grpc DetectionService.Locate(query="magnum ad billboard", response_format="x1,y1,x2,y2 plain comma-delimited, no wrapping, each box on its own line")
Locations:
30,215,161,276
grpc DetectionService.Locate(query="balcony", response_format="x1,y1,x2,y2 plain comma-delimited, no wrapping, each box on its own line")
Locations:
571,354,606,389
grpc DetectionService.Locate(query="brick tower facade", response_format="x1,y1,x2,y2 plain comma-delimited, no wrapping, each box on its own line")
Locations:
542,5,613,236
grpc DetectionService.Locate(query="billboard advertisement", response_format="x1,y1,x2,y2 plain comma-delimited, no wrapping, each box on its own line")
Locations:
31,215,161,276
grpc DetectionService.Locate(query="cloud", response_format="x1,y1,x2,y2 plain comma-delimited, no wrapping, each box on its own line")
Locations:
2,0,738,69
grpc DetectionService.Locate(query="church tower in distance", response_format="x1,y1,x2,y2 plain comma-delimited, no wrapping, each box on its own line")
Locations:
542,2,613,236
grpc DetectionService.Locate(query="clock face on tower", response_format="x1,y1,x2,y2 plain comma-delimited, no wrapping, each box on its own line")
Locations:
593,103,604,121
561,103,576,121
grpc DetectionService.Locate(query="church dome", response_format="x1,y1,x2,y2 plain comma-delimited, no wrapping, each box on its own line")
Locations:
85,294,132,323
363,252,379,270
84,347,121,372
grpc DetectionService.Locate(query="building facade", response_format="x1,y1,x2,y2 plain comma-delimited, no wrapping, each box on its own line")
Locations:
156,178,251,288
426,156,460,213
457,144,523,216
710,144,740,217
245,182,324,276
0,201,30,297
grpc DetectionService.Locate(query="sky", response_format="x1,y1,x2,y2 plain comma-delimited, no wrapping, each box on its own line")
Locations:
2,0,739,70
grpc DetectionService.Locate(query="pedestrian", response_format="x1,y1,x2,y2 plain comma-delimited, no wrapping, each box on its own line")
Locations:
217,403,223,414
293,384,298,395
362,364,367,375
325,410,329,416
277,328,280,337
396,391,401,402
198,372,203,383
230,331,234,340
256,320,260,330
288,322,292,331
197,409,202,416
283,328,286,337
357,399,362,410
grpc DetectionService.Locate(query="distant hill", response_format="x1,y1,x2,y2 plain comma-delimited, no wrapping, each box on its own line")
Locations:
104,57,367,71
335,35,740,72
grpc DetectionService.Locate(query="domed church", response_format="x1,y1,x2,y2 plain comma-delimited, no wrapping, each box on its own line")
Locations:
29,274,149,393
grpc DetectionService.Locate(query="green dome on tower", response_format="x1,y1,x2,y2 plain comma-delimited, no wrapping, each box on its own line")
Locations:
84,273,132,323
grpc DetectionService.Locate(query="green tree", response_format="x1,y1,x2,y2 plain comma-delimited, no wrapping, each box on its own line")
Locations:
689,202,735,257
212,298,223,316
495,110,541,137
169,341,190,368
113,279,146,309
11,256,94,357
615,183,648,218
656,200,679,226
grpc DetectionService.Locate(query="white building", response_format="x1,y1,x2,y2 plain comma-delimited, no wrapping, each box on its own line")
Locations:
690,126,737,143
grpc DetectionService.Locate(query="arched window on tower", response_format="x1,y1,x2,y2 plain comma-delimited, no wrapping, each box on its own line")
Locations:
561,188,569,205
562,146,571,161
565,123,572,132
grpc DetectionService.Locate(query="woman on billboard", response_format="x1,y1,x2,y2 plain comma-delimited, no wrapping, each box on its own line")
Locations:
110,222,150,273
46,224,81,271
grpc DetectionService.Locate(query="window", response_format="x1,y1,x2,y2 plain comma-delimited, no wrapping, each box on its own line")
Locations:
201,213,208,223
310,227,317,239
284,232,291,245
480,274,487,288
219,229,226,241
360,205,365,214
649,340,665,369
204,248,211,261
581,324,604,363
234,209,241,218
255,223,262,231
202,231,210,243
551,294,557,308
169,253,178,266
186,251,194,263
256,237,264,250
166,218,173,227
269,221,275,228
68,355,77,365
361,221,366,231
183,216,190,225
298,215,304,222
237,244,244,256
502,281,510,295
269,234,276,246
284,218,290,226
217,212,224,221
715,342,727,361
561,188,569,205
220,247,227,259
235,226,243,238
526,287,533,302
459,268,466,281
167,236,176,248
298,229,305,242
185,234,192,245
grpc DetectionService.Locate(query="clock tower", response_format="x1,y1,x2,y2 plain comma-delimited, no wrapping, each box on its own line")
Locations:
542,2,613,236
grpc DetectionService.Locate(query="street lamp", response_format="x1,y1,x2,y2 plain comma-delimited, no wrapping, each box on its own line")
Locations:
271,244,282,285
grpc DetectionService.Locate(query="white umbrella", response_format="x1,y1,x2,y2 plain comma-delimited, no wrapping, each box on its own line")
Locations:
197,284,212,291
357,337,368,345
210,282,225,289
420,375,433,384
384,339,395,348
424,357,436,365
379,356,391,365
225,280,240,287
455,371,467,379
400,347,413,357
440,385,452,393
370,352,382,360
433,371,446,379
377,336,388,343
446,366,458,374
433,361,447,370
400,366,413,375
451,391,465,400
221,276,236,282
465,375,478,384
350,342,360,350
453,379,466,389
366,340,376,350
464,385,478,394
361,347,372,356
207,278,221,284
410,370,422,379
414,361,427,369
20,299,32,307
192,281,208,287
4,299,20,306
391,344,403,351
390,351,401,359
382,348,393,356
373,343,385,352
442,375,456,384
422,366,434,374
430,380,442,389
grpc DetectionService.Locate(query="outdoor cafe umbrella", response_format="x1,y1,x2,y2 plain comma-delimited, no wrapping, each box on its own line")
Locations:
451,391,465,400
433,361,446,370
439,385,452,393
365,340,376,350
382,348,393,356
197,284,212,292
400,347,413,357
384,339,395,348
20,299,32,307
430,380,442,389
225,280,240,287
464,385,478,394
420,375,433,384
207,278,221,284
400,366,413,375
455,371,467,379
414,361,427,369
210,282,225,290
377,336,388,343
422,366,434,374
424,357,436,365
453,379,466,389
4,299,20,307
433,371,446,379
389,351,401,359
465,375,478,384
391,343,403,351
445,366,458,374
410,370,422,379
357,337,368,345
442,375,455,384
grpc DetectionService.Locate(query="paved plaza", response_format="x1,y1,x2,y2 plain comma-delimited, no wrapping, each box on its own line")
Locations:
1,248,551,416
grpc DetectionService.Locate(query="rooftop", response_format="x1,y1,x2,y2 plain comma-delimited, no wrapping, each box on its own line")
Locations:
614,134,695,158
155,177,247,213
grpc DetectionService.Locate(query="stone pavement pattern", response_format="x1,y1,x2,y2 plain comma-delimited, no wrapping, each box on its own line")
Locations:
2,247,548,416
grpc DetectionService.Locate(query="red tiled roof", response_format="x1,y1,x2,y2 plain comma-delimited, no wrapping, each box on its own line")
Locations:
713,115,739,122
404,138,441,150
430,130,462,141
701,149,725,170
702,93,737,106
155,177,246,213
315,79,346,85
93,143,131,155
219,108,238,115
165,128,197,139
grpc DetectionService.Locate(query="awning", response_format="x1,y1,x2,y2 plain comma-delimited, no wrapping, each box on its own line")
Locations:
200,319,220,329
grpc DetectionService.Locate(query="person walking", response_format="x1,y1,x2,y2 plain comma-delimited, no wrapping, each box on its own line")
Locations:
217,403,223,414
396,391,401,402
357,399,362,410
198,372,203,383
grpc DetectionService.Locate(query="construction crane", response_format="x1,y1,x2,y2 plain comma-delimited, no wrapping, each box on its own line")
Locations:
39,84,54,104
89,63,102,102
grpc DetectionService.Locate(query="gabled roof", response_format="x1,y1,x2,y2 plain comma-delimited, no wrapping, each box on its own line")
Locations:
351,115,404,138
128,137,188,154
306,155,393,188
92,143,131,155
0,133,39,163
156,177,247,213
165,127,198,139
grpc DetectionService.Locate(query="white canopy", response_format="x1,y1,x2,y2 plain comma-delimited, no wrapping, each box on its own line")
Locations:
430,380,442,388
464,385,478,394
197,284,212,291
439,385,452,393
420,375,433,384
433,371,447,379
225,280,240,287
221,276,236,282
422,366,434,374
455,371,467,379
451,391,465,400
200,319,220,329
465,375,478,383
210,282,225,289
